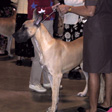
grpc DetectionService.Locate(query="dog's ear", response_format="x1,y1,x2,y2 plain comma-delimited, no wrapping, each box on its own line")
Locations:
35,14,43,26
33,9,43,27
33,8,38,20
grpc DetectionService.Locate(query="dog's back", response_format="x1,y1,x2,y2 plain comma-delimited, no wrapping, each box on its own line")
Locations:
53,37,83,73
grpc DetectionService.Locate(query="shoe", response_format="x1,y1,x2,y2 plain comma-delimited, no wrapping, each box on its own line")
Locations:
77,107,86,112
43,83,51,88
4,50,8,55
29,61,32,67
43,83,63,89
29,84,47,93
16,60,22,66
97,105,112,112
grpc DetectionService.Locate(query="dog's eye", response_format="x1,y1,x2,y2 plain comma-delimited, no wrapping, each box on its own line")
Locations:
22,25,28,31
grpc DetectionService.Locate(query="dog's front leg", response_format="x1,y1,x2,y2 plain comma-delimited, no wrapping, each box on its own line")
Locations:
6,35,13,57
47,73,62,112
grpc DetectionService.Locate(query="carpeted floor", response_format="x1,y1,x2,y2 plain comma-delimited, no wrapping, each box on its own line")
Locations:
0,54,104,112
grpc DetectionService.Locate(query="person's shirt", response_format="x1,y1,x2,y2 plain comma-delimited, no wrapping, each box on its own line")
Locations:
11,0,28,14
85,0,112,18
64,0,84,24
28,0,55,20
84,0,112,36
85,0,97,6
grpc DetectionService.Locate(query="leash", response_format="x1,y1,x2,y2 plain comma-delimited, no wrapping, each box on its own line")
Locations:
41,3,60,23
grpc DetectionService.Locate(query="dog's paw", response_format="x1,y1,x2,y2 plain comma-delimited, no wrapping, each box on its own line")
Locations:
77,92,86,97
46,107,52,112
46,107,57,112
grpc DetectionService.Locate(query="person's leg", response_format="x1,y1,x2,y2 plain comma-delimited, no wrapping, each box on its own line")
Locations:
29,38,42,85
101,73,112,107
88,73,100,112
29,38,47,92
42,69,50,85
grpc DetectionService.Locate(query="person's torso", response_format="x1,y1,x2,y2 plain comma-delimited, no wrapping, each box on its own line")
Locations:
84,0,112,36
87,0,112,25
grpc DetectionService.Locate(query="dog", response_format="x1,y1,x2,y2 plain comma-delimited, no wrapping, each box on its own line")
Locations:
13,9,88,112
0,8,16,57
13,10,104,112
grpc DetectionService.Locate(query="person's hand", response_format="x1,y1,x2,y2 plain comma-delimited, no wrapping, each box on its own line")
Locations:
57,5,70,14
52,3,60,12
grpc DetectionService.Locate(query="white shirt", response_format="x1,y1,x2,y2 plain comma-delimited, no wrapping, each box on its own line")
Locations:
64,0,84,24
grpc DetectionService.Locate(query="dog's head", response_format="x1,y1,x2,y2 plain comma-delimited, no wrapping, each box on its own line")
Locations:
13,9,43,43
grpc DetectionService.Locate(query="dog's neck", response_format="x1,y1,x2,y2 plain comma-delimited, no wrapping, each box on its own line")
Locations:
34,23,55,66
35,23,55,52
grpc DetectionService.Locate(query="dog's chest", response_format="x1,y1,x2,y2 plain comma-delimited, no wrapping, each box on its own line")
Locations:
34,38,45,67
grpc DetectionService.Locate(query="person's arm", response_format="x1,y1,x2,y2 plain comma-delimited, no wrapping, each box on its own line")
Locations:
58,4,96,17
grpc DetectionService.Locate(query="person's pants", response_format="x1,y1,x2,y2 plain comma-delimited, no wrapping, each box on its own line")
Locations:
29,20,53,85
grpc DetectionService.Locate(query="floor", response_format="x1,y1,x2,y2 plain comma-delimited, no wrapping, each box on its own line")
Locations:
0,51,102,112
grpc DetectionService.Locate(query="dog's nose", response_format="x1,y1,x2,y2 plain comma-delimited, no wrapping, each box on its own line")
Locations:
12,32,22,43
12,32,16,38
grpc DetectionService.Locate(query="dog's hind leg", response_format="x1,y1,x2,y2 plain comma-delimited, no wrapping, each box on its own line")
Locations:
47,73,62,112
6,35,13,57
77,63,88,97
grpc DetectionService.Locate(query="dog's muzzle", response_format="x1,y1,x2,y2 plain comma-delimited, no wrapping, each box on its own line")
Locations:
13,28,30,43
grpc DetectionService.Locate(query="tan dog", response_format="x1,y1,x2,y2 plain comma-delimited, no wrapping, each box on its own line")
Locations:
0,8,16,57
13,10,89,112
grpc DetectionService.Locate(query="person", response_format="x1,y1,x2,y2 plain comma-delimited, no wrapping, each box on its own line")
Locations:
60,0,84,42
0,0,14,55
28,0,61,93
58,0,84,80
58,0,112,112
11,0,34,66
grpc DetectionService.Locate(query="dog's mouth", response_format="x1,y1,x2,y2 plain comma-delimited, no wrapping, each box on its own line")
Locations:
13,30,30,43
